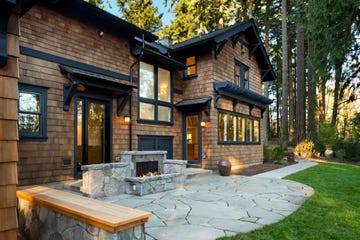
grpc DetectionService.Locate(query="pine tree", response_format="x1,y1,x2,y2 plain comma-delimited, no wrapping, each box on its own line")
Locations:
117,0,162,32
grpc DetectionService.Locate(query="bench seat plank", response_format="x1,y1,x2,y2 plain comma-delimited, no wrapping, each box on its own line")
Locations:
17,186,151,233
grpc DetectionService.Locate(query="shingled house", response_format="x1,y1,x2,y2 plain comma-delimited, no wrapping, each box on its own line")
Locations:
10,0,275,186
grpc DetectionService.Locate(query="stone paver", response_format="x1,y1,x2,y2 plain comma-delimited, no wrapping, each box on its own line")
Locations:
102,160,317,240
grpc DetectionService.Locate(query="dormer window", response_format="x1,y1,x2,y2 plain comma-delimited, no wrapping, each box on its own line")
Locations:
184,56,197,78
234,61,249,89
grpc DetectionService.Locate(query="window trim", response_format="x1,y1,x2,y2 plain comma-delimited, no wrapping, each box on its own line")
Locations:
138,62,173,125
217,110,260,145
183,56,198,79
234,60,250,89
18,83,48,141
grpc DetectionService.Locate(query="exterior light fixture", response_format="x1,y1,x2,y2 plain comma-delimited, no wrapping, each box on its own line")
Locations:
201,121,206,127
124,116,130,124
98,30,104,38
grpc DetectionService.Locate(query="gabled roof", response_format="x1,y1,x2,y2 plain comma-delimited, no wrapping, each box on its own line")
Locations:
20,0,157,42
170,19,276,82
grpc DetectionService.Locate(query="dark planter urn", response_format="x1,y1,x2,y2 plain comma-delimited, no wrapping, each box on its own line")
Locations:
287,153,295,163
218,160,232,176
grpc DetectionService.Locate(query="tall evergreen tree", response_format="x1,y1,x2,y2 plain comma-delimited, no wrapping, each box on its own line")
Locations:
280,0,289,150
117,0,162,32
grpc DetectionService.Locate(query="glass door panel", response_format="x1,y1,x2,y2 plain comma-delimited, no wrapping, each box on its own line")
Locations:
76,99,83,173
186,115,199,162
87,102,105,165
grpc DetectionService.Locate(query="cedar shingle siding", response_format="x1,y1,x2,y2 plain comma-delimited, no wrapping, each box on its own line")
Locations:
17,3,273,185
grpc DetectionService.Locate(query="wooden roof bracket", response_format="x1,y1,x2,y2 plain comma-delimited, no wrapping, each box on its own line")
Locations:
63,80,78,111
0,0,16,66
231,32,242,48
214,93,221,108
116,93,131,116
249,104,254,116
249,43,260,60
214,40,228,59
204,100,211,121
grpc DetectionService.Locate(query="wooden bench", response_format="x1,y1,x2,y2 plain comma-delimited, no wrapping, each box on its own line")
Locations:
16,186,151,233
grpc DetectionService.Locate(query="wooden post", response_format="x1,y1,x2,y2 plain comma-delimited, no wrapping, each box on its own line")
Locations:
0,2,20,239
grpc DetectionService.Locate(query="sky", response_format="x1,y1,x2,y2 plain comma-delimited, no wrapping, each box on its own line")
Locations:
103,0,174,26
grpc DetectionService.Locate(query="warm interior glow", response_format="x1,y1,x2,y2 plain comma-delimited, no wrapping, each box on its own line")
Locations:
137,172,159,178
124,116,130,123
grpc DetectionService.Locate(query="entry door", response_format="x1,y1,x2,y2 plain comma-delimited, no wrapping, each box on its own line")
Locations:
75,98,110,178
184,114,202,165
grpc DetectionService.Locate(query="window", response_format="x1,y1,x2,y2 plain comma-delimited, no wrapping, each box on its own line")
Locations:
218,111,260,144
139,62,172,123
234,61,249,89
254,120,260,142
218,113,227,142
184,56,197,78
18,84,47,141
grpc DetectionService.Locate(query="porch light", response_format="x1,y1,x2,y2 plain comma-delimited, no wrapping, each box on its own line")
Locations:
201,121,206,127
124,116,130,124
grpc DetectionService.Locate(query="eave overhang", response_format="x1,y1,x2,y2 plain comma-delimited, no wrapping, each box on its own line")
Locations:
60,65,134,116
170,19,276,82
23,0,157,42
213,81,272,116
0,0,16,66
131,37,186,70
175,96,212,121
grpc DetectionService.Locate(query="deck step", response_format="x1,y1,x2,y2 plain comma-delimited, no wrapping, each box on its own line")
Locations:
186,168,213,179
63,180,83,193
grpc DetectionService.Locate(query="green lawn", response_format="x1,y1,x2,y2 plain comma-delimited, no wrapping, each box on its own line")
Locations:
218,162,360,240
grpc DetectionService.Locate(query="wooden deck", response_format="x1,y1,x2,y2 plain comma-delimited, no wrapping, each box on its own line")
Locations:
17,186,151,233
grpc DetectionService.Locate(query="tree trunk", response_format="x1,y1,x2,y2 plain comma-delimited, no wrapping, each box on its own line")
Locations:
263,0,271,145
288,29,295,146
296,20,305,144
281,0,289,150
331,61,342,126
307,39,316,142
319,77,326,126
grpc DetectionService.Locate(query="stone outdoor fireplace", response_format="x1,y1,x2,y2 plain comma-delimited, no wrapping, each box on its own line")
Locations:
81,151,187,197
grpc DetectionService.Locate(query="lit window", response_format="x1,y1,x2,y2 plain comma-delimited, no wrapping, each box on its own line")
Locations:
229,115,237,142
246,118,253,142
218,113,228,142
238,117,245,142
234,61,249,89
254,120,260,142
218,111,260,144
184,56,197,78
18,84,47,141
139,62,172,123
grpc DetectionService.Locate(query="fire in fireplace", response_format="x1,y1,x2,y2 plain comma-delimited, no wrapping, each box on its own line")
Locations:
136,161,159,177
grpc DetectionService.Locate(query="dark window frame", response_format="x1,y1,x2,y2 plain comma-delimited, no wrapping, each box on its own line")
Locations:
18,83,48,141
217,110,260,145
183,56,198,79
138,62,173,125
234,60,250,89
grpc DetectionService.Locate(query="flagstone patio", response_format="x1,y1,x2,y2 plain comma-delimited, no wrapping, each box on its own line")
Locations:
101,161,316,240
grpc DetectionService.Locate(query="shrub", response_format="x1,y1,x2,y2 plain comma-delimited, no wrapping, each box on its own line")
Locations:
332,138,360,162
263,146,284,162
294,140,315,158
263,145,272,162
317,124,337,149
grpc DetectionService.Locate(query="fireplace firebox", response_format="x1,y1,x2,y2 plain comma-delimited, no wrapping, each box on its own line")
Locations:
136,161,158,177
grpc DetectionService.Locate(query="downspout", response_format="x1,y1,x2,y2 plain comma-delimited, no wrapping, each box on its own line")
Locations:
129,34,145,151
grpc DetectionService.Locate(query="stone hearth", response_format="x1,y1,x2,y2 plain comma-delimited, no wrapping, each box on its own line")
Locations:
81,151,187,197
